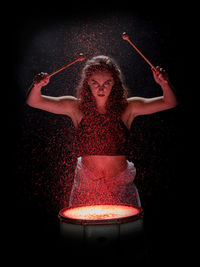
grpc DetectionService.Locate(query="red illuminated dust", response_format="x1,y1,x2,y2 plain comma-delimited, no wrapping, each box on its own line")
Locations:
19,20,170,213
60,205,140,220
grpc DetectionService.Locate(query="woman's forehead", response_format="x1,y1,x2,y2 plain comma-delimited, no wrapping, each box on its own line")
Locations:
89,71,113,81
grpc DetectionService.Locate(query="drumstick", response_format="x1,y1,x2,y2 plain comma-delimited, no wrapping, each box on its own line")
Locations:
122,32,156,70
48,53,86,78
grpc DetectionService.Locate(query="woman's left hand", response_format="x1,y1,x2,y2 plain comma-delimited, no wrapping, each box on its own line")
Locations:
152,66,169,86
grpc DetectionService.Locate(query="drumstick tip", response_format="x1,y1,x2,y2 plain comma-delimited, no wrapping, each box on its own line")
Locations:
122,32,130,40
78,53,86,61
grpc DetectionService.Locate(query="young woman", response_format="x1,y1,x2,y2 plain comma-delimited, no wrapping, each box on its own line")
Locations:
26,55,178,207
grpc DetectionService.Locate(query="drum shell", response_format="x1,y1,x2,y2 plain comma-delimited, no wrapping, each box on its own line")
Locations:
58,205,144,248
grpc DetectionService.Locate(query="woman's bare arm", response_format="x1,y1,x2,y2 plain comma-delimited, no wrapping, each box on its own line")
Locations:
26,72,78,117
127,66,178,117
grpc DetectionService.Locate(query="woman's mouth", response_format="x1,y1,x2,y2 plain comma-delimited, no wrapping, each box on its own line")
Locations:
97,94,105,97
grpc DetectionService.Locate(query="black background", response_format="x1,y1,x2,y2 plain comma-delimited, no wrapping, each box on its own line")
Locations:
5,2,191,265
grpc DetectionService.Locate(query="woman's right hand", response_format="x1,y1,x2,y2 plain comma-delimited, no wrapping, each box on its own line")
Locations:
33,72,50,87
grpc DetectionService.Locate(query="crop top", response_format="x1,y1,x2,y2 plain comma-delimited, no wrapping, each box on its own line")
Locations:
75,112,130,156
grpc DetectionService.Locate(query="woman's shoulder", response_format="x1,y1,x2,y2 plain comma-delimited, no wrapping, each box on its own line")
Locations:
72,99,84,125
120,99,137,129
62,96,81,110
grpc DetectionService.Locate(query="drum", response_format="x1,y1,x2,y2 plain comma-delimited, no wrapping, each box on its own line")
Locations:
58,204,144,248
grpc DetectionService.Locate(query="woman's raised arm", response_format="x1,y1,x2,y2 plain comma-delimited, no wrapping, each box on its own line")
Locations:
127,66,178,117
26,72,78,117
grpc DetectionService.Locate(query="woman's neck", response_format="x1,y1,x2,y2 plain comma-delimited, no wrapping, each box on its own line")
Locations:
96,103,107,114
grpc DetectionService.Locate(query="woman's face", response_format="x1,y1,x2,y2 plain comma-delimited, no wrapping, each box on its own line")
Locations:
87,71,114,104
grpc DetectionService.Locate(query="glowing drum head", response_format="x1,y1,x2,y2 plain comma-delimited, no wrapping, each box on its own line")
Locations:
59,204,143,224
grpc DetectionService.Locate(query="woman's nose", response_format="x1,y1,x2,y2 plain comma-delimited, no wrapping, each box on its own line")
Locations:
98,86,104,91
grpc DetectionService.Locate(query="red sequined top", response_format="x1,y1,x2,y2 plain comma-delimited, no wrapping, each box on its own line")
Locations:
75,112,130,156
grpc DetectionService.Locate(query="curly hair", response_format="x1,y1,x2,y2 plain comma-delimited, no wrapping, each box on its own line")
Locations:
76,55,128,118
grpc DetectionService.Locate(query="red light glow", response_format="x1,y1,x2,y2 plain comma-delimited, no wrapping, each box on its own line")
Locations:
61,205,140,220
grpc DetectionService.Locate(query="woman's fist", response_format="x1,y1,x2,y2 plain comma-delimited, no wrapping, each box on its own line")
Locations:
152,66,169,85
33,72,50,86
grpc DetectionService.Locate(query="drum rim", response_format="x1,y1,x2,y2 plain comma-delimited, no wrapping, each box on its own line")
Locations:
58,204,143,225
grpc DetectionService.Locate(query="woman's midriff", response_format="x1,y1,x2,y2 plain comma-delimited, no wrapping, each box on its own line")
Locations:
81,155,128,179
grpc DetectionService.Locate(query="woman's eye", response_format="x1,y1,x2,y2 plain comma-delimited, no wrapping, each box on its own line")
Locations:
91,81,98,86
104,81,111,86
